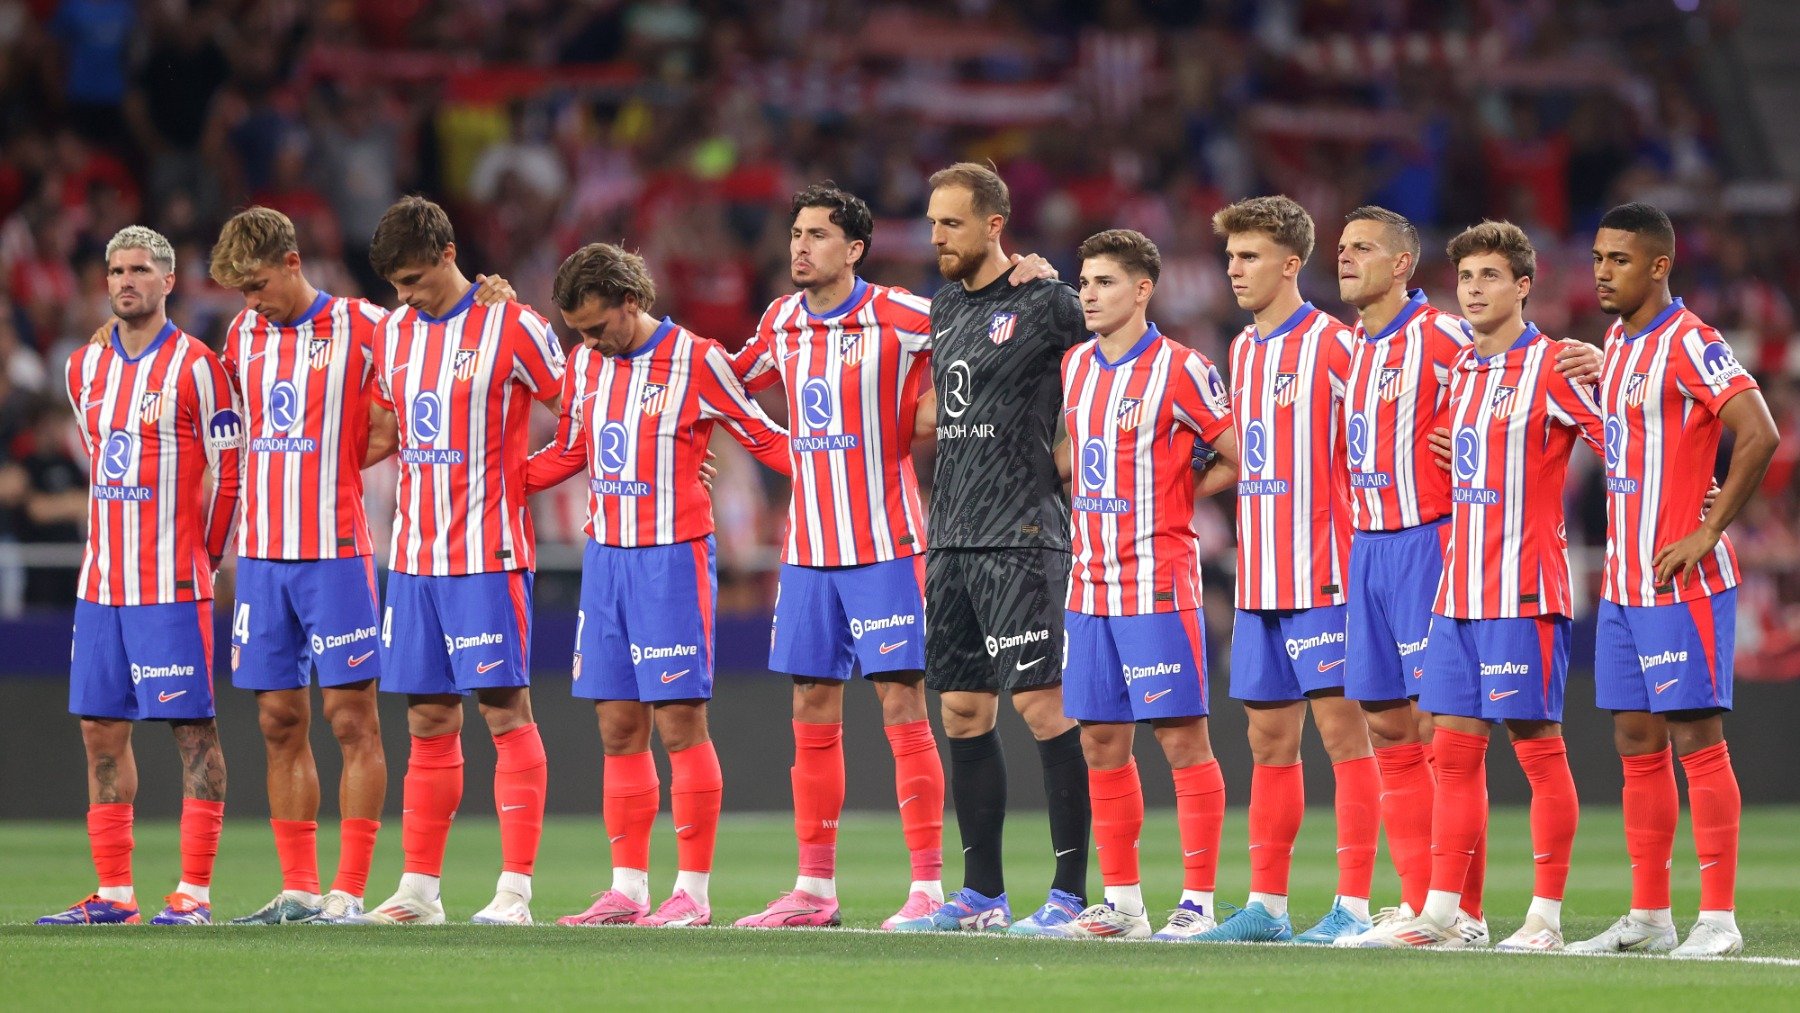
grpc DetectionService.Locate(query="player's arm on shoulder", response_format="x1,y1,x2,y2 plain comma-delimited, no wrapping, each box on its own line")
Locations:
699,343,792,477
1195,427,1239,499
1005,252,1059,285
1654,387,1780,586
1552,337,1602,383
471,273,515,306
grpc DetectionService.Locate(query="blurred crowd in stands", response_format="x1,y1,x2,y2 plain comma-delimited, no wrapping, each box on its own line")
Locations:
0,0,1796,677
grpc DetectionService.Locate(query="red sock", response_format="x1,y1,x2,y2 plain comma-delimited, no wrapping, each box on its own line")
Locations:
1621,748,1677,910
1248,762,1304,896
1089,760,1143,887
668,740,723,874
179,798,225,888
271,819,321,894
493,723,547,875
1513,736,1579,900
87,803,133,889
1680,741,1740,911
401,733,464,877
885,719,944,882
603,750,660,872
332,818,381,897
1375,743,1434,912
1172,760,1224,892
1333,755,1380,900
792,720,844,879
1427,728,1488,897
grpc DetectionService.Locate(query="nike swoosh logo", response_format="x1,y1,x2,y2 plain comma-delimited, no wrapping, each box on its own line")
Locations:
1016,657,1045,671
879,641,907,655
661,669,690,683
899,795,919,808
1488,688,1520,701
500,803,527,812
933,331,951,345
962,846,974,854
82,398,107,410
1143,689,1173,704
675,825,694,834
476,660,504,674
1055,848,1078,858
348,651,374,667
609,835,626,844
1700,861,1718,870
1533,852,1551,860
389,362,410,376
157,690,187,703
1412,667,1424,679
1183,849,1208,857
244,350,268,364
1336,847,1351,853
1248,844,1264,850
1654,678,1679,694
1317,658,1346,673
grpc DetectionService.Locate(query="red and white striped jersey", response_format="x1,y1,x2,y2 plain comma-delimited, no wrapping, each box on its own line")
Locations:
372,288,565,575
222,292,386,561
1228,302,1354,611
1063,325,1233,615
1343,290,1471,531
65,322,243,605
525,318,791,547
1435,326,1604,619
1598,298,1756,606
732,277,933,566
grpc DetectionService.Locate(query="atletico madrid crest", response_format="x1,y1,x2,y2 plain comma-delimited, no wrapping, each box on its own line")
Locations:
452,348,479,382
1377,367,1405,403
307,336,333,370
1624,372,1649,408
639,382,670,417
988,312,1018,345
838,328,864,365
1488,385,1519,420
1115,396,1145,432
138,391,163,425
1272,373,1299,407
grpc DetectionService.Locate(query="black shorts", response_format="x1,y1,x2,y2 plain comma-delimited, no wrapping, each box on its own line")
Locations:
925,547,1069,693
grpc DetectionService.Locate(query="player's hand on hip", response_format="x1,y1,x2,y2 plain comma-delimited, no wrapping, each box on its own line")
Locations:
1552,339,1602,384
1653,526,1721,587
473,274,516,305
1006,253,1059,284
700,449,718,492
1427,425,1453,471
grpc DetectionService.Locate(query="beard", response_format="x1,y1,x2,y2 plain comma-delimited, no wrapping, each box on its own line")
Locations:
110,293,160,322
936,246,986,283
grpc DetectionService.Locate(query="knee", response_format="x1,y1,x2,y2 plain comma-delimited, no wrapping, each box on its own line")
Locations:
258,701,309,748
1612,718,1668,757
790,680,842,724
656,709,709,753
1012,690,1073,740
1361,703,1417,750
878,678,928,726
939,695,993,738
327,704,380,751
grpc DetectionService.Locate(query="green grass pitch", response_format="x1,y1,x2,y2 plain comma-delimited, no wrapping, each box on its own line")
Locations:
3,807,1797,1009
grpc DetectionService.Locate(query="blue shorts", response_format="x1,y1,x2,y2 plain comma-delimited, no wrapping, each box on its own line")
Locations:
575,537,715,702
769,556,927,680
1345,521,1444,702
1594,590,1735,714
380,570,533,695
71,599,217,720
1228,605,1348,702
231,556,381,691
1064,610,1209,722
1418,613,1569,722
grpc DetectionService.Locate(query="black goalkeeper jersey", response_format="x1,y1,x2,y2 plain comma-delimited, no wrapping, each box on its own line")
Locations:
927,271,1086,550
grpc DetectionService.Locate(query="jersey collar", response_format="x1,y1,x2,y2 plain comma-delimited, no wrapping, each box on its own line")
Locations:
266,290,332,329
802,276,869,321
618,317,676,359
1462,321,1542,367
1363,288,1429,342
1621,297,1685,342
1253,302,1314,344
414,284,478,325
1092,322,1161,370
110,320,177,363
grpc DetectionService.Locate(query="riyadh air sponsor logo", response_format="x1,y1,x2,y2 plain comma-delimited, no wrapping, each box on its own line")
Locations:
1283,629,1345,660
1479,661,1530,677
1488,688,1520,702
445,631,505,654
985,629,1050,657
1639,650,1689,670
130,662,196,684
269,381,302,432
1122,661,1183,684
631,642,699,664
1142,688,1174,704
1453,426,1481,482
312,626,378,654
101,431,137,482
850,613,917,639
1655,678,1680,695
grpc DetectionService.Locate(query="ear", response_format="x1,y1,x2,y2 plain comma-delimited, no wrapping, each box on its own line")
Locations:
1517,274,1534,300
1284,254,1303,280
441,242,458,266
1394,250,1414,283
987,214,1005,241
846,239,865,269
1652,254,1672,282
285,250,302,271
1137,277,1155,304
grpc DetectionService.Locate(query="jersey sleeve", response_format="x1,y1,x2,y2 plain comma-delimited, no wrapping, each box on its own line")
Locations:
1544,369,1606,454
881,287,935,355
524,361,587,495
64,349,95,457
370,316,396,412
352,299,386,391
1428,314,1472,384
1671,325,1759,416
729,302,784,394
1171,351,1235,444
1325,322,1354,401
190,349,243,560
507,304,566,401
1047,282,1087,351
696,342,792,476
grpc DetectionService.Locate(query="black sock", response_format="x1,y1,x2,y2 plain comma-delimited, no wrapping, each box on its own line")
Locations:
1037,725,1090,902
949,730,1007,899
